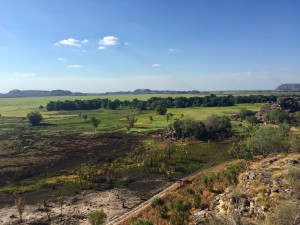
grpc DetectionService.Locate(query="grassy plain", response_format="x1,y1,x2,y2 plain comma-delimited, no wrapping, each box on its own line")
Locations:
0,94,263,207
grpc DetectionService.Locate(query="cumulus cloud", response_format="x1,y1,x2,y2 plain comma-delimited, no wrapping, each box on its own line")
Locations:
57,57,66,61
152,64,161,67
67,65,82,68
98,46,106,50
81,39,89,44
54,38,82,47
99,36,119,46
169,48,178,52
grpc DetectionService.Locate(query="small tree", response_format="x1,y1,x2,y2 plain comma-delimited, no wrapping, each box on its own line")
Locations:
149,116,154,124
27,111,43,126
88,209,107,225
82,114,88,121
156,105,167,115
127,115,138,130
15,197,25,223
90,117,100,136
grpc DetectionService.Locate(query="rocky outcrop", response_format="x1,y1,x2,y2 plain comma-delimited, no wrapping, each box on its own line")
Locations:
194,154,300,225
275,83,300,92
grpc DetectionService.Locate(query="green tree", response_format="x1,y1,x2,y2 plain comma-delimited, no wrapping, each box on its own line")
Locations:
88,210,107,225
156,105,167,115
246,126,290,156
27,111,43,125
127,115,138,130
205,115,232,139
131,219,154,225
90,117,100,136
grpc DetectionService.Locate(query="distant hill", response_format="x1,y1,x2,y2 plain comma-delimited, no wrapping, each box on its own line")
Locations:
0,89,86,98
104,89,203,95
275,83,300,92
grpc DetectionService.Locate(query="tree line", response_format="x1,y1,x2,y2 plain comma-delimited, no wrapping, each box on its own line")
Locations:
46,94,277,111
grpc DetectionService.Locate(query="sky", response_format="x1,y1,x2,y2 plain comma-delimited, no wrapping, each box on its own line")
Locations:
0,0,299,93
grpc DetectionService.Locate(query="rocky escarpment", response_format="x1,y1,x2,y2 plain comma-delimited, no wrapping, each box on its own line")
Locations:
275,83,300,92
194,154,300,225
256,97,300,122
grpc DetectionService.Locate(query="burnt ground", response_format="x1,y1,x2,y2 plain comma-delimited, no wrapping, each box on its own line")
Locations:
0,132,143,186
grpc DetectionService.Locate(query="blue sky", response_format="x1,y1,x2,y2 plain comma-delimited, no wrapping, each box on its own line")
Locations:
0,0,299,93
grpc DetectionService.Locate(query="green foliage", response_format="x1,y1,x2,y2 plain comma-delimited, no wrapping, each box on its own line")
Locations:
90,117,100,135
246,126,290,155
27,111,43,125
127,115,138,130
131,219,154,225
156,105,167,115
169,199,192,225
205,114,232,139
290,136,300,153
201,172,220,191
88,209,107,225
170,118,208,140
151,197,165,208
292,111,300,126
223,164,244,185
245,115,258,126
239,108,254,120
266,108,289,124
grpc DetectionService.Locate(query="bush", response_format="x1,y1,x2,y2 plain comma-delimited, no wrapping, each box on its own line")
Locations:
171,118,208,140
156,105,167,115
27,111,43,125
239,108,254,120
88,210,107,225
205,115,232,139
246,126,290,156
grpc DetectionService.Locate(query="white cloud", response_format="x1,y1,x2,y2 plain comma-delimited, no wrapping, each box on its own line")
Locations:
81,39,89,44
169,48,178,52
99,36,119,46
67,65,82,68
152,64,161,67
57,57,66,61
98,46,106,50
54,38,82,47
14,72,36,78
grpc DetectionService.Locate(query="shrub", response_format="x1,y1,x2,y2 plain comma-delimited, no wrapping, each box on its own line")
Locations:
170,118,208,140
156,105,167,115
246,126,290,156
88,209,107,225
205,115,232,139
27,111,43,125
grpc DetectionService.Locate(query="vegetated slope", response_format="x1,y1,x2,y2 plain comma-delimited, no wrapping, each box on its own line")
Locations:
275,83,300,92
118,153,300,225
